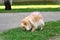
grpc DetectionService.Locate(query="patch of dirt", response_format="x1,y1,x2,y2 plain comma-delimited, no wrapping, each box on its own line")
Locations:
48,36,60,40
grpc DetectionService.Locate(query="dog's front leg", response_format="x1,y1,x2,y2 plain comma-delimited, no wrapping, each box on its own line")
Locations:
39,20,45,30
40,23,44,30
31,27,36,32
40,25,44,30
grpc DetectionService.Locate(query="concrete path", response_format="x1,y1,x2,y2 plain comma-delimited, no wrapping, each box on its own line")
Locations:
0,12,60,32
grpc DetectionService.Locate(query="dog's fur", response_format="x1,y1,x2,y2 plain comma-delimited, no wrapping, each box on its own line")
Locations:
21,12,44,32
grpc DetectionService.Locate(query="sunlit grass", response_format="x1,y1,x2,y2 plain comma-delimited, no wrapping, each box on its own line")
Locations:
0,5,60,13
0,5,60,9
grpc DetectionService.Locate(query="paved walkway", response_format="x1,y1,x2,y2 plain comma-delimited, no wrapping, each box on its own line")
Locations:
0,12,60,32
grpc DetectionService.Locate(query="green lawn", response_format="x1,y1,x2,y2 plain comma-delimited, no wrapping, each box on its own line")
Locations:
12,1,60,5
0,5,60,13
0,8,60,13
1,1,60,5
0,21,60,40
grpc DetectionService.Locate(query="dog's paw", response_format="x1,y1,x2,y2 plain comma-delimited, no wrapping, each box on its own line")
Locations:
41,28,43,30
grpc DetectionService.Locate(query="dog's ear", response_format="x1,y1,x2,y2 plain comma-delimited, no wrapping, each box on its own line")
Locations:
24,22,27,25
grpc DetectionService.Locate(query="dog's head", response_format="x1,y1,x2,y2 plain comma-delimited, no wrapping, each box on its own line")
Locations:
21,19,31,31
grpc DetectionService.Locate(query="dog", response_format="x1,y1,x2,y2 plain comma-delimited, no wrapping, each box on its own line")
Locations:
21,12,44,32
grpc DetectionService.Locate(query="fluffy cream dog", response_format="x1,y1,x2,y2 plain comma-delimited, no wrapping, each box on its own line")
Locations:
21,12,44,32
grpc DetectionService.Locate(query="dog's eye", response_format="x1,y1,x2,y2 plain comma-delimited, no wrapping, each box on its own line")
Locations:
23,27,25,28
24,23,27,25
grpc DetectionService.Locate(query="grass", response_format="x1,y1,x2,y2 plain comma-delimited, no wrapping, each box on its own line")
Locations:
1,1,60,5
0,8,60,13
0,5,60,12
0,21,60,40
12,1,60,5
0,5,60,9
